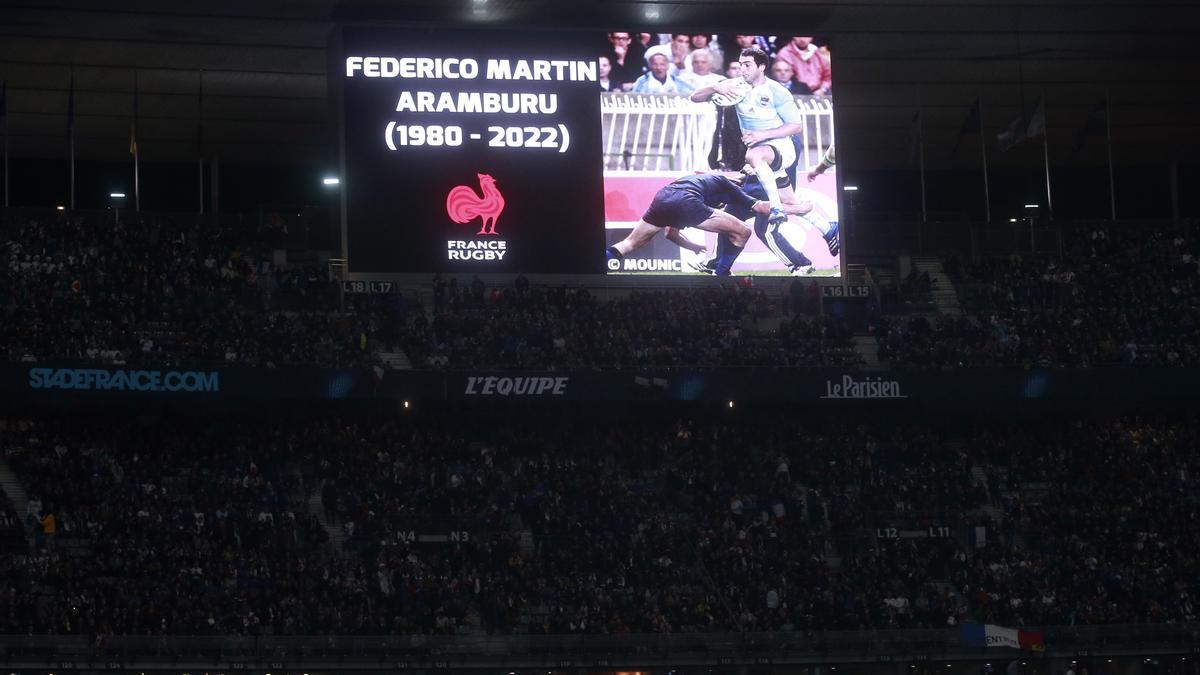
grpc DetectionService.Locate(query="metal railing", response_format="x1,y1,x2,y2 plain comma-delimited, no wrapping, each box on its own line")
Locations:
601,92,835,173
851,215,1185,259
0,205,256,233
0,624,1196,668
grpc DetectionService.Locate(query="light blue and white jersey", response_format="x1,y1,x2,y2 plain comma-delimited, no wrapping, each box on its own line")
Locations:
735,79,803,131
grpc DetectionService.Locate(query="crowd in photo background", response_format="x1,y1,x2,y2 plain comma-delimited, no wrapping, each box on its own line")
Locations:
2,412,1197,636
598,32,831,96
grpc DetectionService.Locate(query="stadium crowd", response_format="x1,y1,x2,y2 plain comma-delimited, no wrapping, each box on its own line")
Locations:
598,33,831,96
6,210,1200,372
0,210,395,367
2,210,863,371
2,412,1196,636
875,227,1200,368
407,282,861,369
1,16,1197,669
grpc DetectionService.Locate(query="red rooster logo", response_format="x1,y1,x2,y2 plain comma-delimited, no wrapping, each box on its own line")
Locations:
446,173,506,235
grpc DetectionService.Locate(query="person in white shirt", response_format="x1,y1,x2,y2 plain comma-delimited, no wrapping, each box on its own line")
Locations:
681,50,723,164
679,49,722,90
689,34,723,69
631,54,694,95
644,33,693,76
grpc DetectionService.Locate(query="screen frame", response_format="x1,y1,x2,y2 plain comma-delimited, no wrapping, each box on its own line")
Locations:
333,23,846,284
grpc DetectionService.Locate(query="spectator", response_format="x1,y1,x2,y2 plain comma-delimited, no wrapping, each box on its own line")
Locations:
470,274,485,305
690,34,723,69
602,32,644,91
769,60,802,94
632,54,695,95
644,33,693,75
38,510,55,550
724,34,771,56
1,412,1197,635
404,286,861,370
0,211,383,368
878,227,1200,368
775,36,831,96
680,48,723,91
597,55,621,92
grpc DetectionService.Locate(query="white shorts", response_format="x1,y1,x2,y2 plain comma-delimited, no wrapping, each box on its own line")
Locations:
751,136,797,174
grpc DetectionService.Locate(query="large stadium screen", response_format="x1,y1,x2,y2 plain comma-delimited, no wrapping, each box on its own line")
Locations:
340,28,840,277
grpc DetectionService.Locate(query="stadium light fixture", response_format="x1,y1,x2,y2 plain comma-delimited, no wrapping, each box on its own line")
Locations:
110,192,127,224
322,176,340,186
56,205,65,211
1009,218,1018,222
469,0,494,20
843,185,858,192
1024,203,1039,209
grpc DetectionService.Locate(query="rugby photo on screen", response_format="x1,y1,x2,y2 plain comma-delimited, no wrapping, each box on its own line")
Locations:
599,32,841,276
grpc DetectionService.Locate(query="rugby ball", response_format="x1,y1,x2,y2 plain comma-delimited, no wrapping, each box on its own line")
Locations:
709,77,751,107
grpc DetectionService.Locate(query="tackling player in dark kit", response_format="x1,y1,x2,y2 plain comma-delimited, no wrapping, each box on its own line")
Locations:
606,173,761,276
691,137,840,275
606,173,811,275
693,167,840,275
609,172,768,273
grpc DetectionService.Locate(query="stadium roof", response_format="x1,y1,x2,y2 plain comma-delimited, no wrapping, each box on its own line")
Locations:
0,0,1196,168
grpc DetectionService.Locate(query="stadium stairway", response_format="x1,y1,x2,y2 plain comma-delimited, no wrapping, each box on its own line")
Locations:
0,458,30,522
518,529,536,557
308,481,350,550
931,580,967,612
970,465,991,499
853,335,881,368
419,286,436,320
912,257,962,316
378,351,412,370
979,504,1005,525
868,264,899,292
